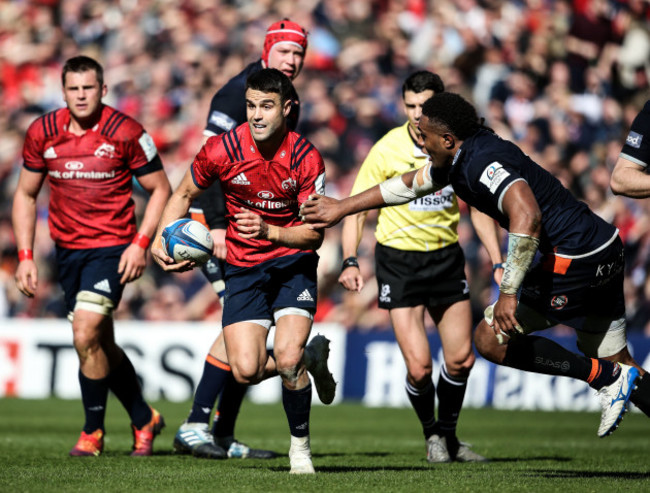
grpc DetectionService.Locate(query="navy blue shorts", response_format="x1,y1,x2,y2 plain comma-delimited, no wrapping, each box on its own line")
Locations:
520,236,625,330
56,244,128,313
221,253,318,327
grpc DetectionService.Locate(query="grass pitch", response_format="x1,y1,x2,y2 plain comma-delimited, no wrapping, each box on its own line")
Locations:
0,398,648,492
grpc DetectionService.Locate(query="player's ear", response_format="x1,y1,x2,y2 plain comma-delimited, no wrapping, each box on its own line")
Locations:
101,84,108,98
442,133,455,149
283,98,292,117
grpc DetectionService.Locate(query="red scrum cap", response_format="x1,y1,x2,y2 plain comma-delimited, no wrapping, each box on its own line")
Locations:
262,19,308,66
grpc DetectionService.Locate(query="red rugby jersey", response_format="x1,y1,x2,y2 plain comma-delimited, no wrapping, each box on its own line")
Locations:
191,123,326,267
22,105,160,249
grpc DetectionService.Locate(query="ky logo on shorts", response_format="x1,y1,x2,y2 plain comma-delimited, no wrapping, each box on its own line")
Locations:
379,283,391,303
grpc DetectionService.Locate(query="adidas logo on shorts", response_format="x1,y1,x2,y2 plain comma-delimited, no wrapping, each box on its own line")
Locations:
232,172,250,185
297,289,313,302
93,279,112,293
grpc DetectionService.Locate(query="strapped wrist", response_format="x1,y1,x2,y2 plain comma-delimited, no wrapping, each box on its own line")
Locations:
18,249,34,262
341,256,359,271
499,233,539,295
132,233,151,249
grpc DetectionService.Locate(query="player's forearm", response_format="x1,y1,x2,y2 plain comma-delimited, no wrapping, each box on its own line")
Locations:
336,170,426,221
469,207,503,265
342,184,390,217
12,191,37,251
266,223,324,250
138,180,172,239
340,212,368,258
154,190,194,239
610,157,650,198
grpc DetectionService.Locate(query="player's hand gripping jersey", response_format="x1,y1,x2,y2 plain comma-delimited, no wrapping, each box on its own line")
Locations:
191,123,325,267
22,105,162,249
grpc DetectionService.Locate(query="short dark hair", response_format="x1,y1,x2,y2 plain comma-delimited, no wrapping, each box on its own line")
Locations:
62,56,104,87
402,71,444,98
422,92,483,140
246,68,293,104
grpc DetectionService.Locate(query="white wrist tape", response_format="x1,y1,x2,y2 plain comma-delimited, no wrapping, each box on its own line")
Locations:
379,164,441,206
499,233,539,295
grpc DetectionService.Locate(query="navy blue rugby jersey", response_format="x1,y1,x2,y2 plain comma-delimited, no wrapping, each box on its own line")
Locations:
204,60,300,136
446,129,617,256
619,100,650,168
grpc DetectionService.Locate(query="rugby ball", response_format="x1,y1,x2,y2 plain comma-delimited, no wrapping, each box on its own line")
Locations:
161,218,214,266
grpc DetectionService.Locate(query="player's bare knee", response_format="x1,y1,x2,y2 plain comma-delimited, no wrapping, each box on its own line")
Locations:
474,320,509,364
473,320,495,357
444,351,475,379
277,360,302,386
406,361,432,385
231,364,263,385
71,323,101,356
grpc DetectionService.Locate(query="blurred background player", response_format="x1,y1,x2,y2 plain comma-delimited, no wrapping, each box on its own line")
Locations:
339,71,502,462
152,68,330,474
300,92,649,439
13,56,171,456
172,19,333,461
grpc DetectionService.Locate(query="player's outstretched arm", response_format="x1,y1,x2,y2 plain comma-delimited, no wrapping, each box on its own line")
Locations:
151,169,203,272
119,169,172,284
12,169,46,298
300,165,440,228
610,156,650,198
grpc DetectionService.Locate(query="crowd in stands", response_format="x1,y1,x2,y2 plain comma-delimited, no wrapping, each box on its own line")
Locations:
2,0,650,334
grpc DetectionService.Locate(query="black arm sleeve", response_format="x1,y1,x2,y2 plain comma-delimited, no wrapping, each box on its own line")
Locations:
197,180,227,230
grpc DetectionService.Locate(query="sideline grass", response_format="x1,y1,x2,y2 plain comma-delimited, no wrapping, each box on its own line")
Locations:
0,398,648,492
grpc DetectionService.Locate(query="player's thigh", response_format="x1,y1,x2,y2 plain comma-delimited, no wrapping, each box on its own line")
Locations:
56,244,126,317
223,321,269,379
269,254,318,365
71,309,114,348
221,262,272,327
390,306,432,374
208,331,228,362
430,299,473,367
274,312,312,369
